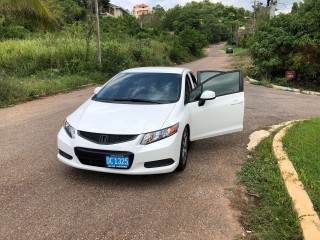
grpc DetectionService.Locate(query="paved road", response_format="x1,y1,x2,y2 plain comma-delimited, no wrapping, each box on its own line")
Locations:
1,44,319,239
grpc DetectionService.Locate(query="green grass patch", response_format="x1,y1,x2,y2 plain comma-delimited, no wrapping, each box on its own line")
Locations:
238,133,302,239
0,72,107,107
282,118,320,215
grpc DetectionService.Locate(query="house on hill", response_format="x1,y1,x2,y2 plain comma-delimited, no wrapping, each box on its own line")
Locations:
133,3,152,18
101,3,129,18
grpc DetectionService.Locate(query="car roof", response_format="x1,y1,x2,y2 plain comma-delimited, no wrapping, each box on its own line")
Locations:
121,67,190,75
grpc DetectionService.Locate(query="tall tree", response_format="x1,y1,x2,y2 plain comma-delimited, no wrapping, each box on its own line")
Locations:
0,0,59,30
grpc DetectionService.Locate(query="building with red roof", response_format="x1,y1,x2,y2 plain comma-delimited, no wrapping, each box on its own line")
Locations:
133,3,152,18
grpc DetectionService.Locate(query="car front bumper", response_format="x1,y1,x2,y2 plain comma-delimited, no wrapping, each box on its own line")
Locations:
57,128,182,175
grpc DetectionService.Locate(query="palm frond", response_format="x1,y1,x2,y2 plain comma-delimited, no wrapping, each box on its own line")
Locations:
0,0,60,31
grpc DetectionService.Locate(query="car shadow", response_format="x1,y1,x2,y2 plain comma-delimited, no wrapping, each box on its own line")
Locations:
62,166,179,187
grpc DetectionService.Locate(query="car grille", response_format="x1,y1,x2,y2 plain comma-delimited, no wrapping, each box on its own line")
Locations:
78,131,138,145
74,147,134,169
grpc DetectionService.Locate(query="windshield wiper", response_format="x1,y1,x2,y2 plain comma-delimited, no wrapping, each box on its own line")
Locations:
112,98,163,104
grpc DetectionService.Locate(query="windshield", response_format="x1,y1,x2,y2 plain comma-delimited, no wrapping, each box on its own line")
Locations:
93,72,182,104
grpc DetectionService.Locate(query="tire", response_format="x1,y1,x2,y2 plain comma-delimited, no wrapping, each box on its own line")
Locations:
176,127,189,171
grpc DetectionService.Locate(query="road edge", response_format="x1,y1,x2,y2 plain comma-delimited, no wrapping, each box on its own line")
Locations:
247,77,320,96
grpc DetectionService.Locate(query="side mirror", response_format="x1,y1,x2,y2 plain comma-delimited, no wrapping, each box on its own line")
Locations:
94,87,102,95
198,90,216,107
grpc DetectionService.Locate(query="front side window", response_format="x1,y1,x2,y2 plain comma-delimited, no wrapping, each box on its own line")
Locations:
93,72,182,104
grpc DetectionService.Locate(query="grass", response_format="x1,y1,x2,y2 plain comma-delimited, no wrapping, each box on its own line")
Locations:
0,72,107,107
0,32,193,107
282,118,320,215
238,133,302,239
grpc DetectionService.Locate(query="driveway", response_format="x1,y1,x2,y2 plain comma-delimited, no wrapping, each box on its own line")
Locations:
1,44,320,239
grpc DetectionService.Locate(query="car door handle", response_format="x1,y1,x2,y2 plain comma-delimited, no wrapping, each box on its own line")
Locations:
231,100,243,105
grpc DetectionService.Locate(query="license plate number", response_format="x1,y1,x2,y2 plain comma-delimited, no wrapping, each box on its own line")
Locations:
106,155,129,169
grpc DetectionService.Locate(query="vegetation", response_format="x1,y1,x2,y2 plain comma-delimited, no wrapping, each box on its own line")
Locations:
239,133,302,240
245,0,320,90
160,1,251,44
0,0,60,30
0,0,249,107
282,118,320,215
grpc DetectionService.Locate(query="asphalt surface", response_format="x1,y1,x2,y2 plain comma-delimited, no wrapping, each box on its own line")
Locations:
1,44,320,240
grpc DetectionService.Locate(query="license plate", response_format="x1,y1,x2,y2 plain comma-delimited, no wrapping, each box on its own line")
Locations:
106,155,129,169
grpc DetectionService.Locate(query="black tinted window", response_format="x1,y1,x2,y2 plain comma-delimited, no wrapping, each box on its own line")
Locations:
203,72,240,96
189,71,241,102
94,73,182,104
199,71,222,83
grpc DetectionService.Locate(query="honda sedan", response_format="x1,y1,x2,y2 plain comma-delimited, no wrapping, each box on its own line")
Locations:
57,67,244,175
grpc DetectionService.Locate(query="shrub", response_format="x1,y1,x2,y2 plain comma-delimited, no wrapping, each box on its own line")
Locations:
250,13,320,87
178,27,207,57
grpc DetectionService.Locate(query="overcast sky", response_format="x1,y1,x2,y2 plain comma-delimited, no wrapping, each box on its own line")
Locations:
111,0,302,14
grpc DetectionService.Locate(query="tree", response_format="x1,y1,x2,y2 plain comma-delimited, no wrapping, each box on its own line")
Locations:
0,0,59,30
178,27,207,56
53,0,87,23
250,12,320,83
291,2,299,14
161,1,249,43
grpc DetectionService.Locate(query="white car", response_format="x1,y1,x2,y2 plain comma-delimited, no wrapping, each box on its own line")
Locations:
57,67,244,175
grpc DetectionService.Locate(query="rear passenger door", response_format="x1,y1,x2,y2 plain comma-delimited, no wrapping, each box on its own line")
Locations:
187,70,244,141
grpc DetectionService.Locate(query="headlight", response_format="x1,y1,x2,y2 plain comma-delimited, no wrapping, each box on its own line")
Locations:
64,120,76,139
141,123,179,145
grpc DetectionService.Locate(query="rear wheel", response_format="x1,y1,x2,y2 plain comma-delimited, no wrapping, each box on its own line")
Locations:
176,127,189,171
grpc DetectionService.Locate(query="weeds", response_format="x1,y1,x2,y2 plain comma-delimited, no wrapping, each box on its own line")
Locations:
238,133,302,239
0,31,197,106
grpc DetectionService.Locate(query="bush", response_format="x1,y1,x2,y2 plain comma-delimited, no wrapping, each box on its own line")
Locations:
250,13,320,88
169,40,191,64
178,27,207,57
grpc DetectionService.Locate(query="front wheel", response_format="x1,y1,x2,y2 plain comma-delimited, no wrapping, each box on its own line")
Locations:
176,127,189,171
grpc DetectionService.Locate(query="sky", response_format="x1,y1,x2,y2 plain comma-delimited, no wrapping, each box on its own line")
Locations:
111,0,302,14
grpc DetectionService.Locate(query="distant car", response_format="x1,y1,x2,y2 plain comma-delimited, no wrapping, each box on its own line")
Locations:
57,67,244,175
226,47,233,54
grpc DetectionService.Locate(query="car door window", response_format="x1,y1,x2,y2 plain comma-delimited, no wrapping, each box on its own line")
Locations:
189,71,243,102
197,71,223,83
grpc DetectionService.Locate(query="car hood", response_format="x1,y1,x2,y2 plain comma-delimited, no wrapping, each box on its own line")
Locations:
70,100,176,135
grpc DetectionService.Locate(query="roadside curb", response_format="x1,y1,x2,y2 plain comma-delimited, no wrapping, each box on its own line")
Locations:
273,122,320,240
246,121,293,151
246,77,320,96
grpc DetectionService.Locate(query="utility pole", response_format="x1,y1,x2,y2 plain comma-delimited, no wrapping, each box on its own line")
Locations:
253,0,256,34
270,0,277,19
94,0,101,65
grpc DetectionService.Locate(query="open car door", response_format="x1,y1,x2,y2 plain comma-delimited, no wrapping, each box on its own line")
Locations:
187,70,244,141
